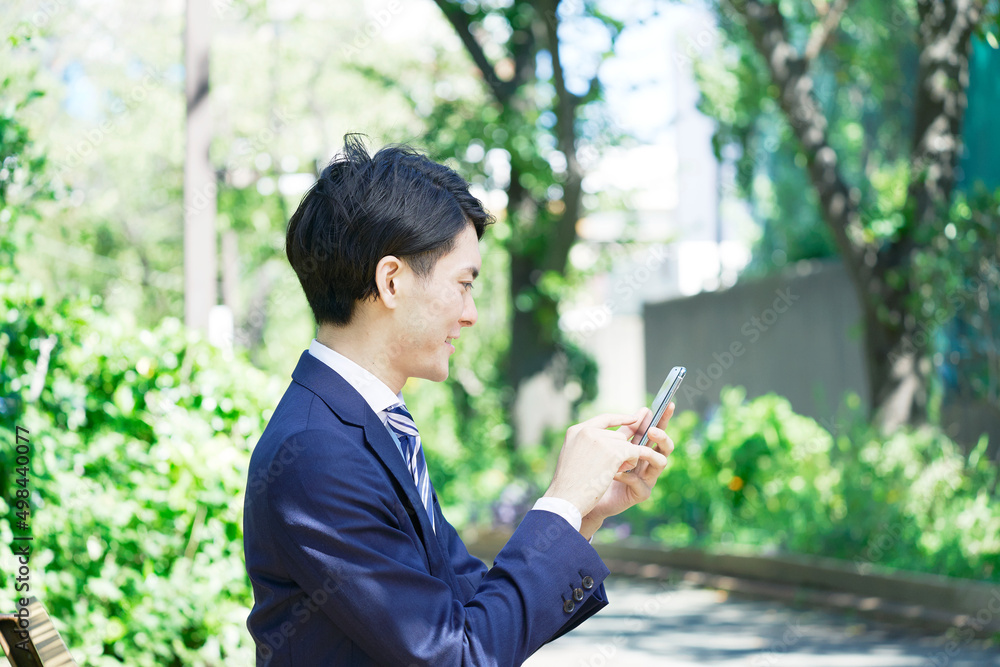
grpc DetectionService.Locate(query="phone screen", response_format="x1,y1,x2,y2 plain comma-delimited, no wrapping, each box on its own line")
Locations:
631,366,685,447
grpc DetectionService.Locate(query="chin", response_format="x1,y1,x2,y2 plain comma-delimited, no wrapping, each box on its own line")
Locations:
414,364,450,383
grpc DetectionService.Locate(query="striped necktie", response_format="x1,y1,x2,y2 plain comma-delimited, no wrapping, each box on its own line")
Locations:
383,403,435,533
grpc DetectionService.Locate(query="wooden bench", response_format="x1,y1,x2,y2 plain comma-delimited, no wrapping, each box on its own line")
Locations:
0,598,77,667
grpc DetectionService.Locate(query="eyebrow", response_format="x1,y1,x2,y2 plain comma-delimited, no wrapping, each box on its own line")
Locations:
462,266,480,279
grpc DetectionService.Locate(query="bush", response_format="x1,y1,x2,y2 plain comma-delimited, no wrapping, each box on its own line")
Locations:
1,279,282,665
618,387,1000,581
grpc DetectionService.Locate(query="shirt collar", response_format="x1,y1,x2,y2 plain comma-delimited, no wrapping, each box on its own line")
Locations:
308,339,402,419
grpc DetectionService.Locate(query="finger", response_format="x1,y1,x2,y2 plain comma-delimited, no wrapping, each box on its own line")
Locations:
617,407,651,441
614,464,653,492
618,442,659,469
656,435,675,457
634,439,671,483
579,411,643,432
632,442,669,472
655,402,676,430
620,434,672,475
643,425,671,450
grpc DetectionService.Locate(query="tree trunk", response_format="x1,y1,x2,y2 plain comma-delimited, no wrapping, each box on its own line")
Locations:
435,0,592,447
869,0,981,431
183,0,217,331
507,170,554,388
729,0,981,430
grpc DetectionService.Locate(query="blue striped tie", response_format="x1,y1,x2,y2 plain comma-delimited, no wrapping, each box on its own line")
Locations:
383,403,435,534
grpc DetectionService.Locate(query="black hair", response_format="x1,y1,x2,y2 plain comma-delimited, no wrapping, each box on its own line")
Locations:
285,134,493,326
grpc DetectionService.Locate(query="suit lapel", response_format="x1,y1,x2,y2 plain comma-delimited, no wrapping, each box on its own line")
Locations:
360,409,441,551
290,351,451,578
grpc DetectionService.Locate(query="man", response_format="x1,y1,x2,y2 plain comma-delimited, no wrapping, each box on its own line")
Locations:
243,135,676,666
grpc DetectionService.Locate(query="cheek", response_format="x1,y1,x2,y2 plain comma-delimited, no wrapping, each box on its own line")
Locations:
424,284,464,319
402,288,459,346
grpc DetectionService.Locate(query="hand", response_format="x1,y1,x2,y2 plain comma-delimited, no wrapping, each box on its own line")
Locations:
580,402,676,539
542,411,669,524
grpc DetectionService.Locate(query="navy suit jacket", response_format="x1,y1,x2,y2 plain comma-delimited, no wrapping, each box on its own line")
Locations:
243,351,610,665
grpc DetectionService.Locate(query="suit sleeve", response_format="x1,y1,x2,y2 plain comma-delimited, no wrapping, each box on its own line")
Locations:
265,429,610,666
435,499,609,643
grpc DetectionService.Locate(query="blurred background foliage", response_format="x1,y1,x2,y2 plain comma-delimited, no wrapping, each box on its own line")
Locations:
619,388,1000,583
696,0,1000,430
1,0,999,663
1,283,276,665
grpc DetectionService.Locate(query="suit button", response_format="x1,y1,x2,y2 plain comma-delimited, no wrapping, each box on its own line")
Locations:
582,576,594,590
573,588,584,601
563,599,576,613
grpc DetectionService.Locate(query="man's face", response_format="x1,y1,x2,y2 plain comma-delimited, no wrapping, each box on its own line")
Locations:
393,224,481,383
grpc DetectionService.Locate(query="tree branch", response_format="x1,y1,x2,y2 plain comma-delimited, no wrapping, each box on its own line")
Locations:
508,17,537,97
904,0,983,228
433,0,523,104
877,0,983,278
803,0,849,63
725,0,872,289
537,0,587,272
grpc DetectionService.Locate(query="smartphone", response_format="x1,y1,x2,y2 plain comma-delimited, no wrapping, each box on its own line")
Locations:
631,366,686,448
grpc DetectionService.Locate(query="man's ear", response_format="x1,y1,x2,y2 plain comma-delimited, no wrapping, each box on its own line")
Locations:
374,255,403,307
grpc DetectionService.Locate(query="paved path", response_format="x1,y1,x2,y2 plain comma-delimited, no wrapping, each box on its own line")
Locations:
525,577,1000,667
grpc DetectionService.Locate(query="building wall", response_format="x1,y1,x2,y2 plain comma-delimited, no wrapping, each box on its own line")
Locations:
643,260,868,423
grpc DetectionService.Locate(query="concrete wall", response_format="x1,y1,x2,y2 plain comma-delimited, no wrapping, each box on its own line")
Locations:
643,260,868,423
579,314,647,415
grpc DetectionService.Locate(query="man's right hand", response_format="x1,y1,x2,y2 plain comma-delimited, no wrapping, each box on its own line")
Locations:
542,411,666,518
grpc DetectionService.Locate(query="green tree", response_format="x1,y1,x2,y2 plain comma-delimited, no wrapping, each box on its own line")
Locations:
0,74,53,271
1,34,269,662
427,0,621,448
697,0,1000,430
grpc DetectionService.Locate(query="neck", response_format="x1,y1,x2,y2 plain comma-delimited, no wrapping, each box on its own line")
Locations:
316,317,405,394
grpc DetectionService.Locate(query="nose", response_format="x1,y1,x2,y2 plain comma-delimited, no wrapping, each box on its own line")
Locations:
460,291,477,327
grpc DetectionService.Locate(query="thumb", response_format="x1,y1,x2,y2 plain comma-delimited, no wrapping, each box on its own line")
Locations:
622,443,646,467
620,407,652,441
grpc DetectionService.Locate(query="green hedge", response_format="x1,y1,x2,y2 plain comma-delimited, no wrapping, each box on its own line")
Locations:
618,387,1000,582
1,280,281,665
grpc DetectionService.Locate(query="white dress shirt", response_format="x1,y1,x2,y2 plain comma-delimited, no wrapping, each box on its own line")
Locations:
307,339,582,531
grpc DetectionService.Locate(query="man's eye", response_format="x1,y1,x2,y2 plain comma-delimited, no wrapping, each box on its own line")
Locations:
462,282,474,291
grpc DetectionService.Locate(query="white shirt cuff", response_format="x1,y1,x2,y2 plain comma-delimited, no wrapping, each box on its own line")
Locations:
531,497,582,532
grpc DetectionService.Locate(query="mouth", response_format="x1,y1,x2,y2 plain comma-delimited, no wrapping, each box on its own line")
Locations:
446,337,458,353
